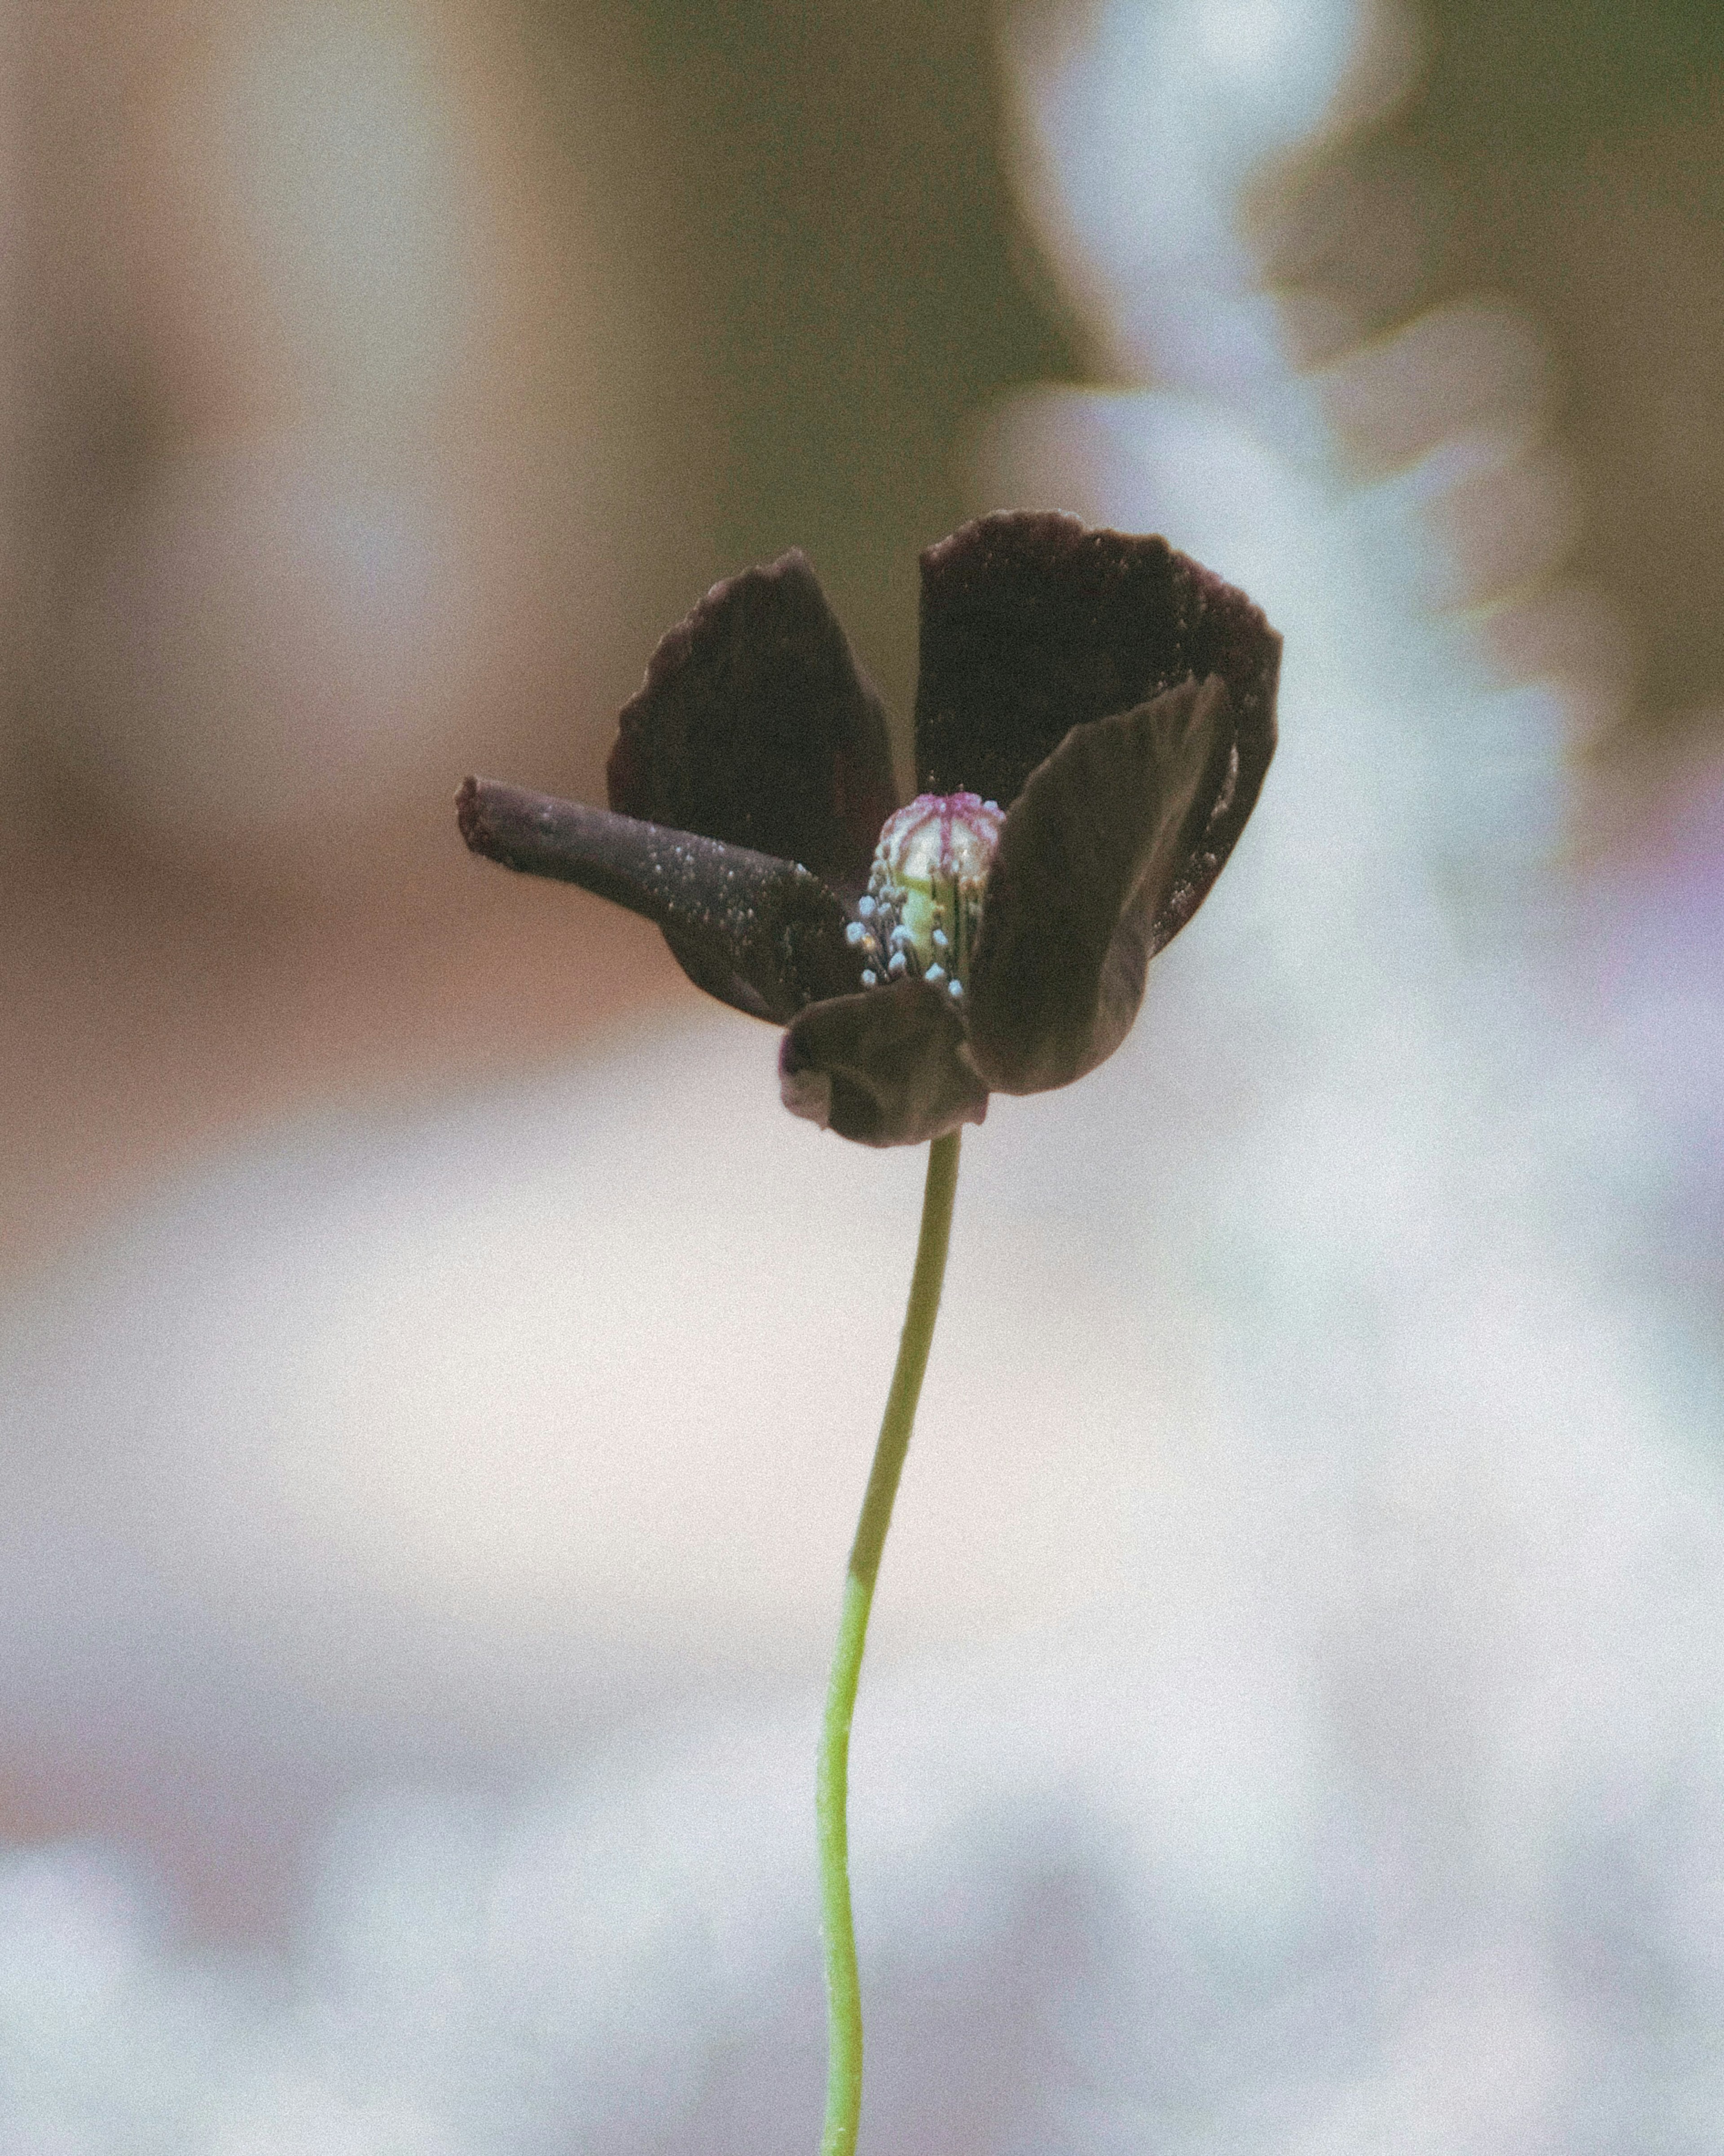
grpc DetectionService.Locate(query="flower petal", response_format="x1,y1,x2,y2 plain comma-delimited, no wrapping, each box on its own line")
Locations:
913,511,1280,809
458,778,862,1022
779,979,990,1147
964,676,1244,1094
607,550,900,888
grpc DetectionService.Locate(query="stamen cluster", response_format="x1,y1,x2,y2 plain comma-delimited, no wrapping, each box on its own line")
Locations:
844,792,1003,998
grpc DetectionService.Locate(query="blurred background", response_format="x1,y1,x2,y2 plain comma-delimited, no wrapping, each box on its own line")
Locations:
2,0,1724,2147
4,0,1723,1286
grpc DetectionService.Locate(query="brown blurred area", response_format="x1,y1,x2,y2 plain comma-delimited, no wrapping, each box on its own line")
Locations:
0,0,690,1281
0,0,1064,1284
0,0,1721,1287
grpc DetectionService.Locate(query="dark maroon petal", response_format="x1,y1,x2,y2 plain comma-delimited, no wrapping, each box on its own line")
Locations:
607,551,900,889
458,777,863,1023
913,511,1280,810
964,677,1242,1095
779,979,990,1148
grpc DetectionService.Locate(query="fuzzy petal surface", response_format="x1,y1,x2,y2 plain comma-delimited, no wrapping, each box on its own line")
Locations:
458,778,862,1023
913,511,1280,812
779,978,990,1147
608,551,899,889
964,677,1240,1095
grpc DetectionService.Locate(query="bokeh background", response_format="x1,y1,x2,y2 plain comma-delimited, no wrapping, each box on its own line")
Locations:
2,0,1724,2146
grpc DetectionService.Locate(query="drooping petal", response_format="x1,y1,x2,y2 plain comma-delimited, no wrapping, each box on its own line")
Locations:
964,676,1240,1095
458,777,863,1023
607,550,900,889
779,979,990,1147
913,511,1280,811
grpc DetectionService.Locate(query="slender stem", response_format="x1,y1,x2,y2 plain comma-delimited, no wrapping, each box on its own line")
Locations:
817,1128,962,2156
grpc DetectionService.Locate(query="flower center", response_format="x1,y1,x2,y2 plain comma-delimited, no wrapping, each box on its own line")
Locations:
847,792,1003,998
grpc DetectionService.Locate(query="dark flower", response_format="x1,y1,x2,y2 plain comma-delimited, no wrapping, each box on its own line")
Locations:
458,511,1280,1146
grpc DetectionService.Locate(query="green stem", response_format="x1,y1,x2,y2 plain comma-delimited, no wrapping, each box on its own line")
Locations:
817,1128,963,2156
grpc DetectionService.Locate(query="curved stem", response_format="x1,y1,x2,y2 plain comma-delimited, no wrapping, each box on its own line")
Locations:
817,1128,962,2156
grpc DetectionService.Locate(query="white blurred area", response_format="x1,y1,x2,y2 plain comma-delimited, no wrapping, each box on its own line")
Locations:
4,0,1724,2150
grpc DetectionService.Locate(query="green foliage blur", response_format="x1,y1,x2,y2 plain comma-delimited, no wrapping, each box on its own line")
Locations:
1425,0,1722,155
535,0,1074,717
